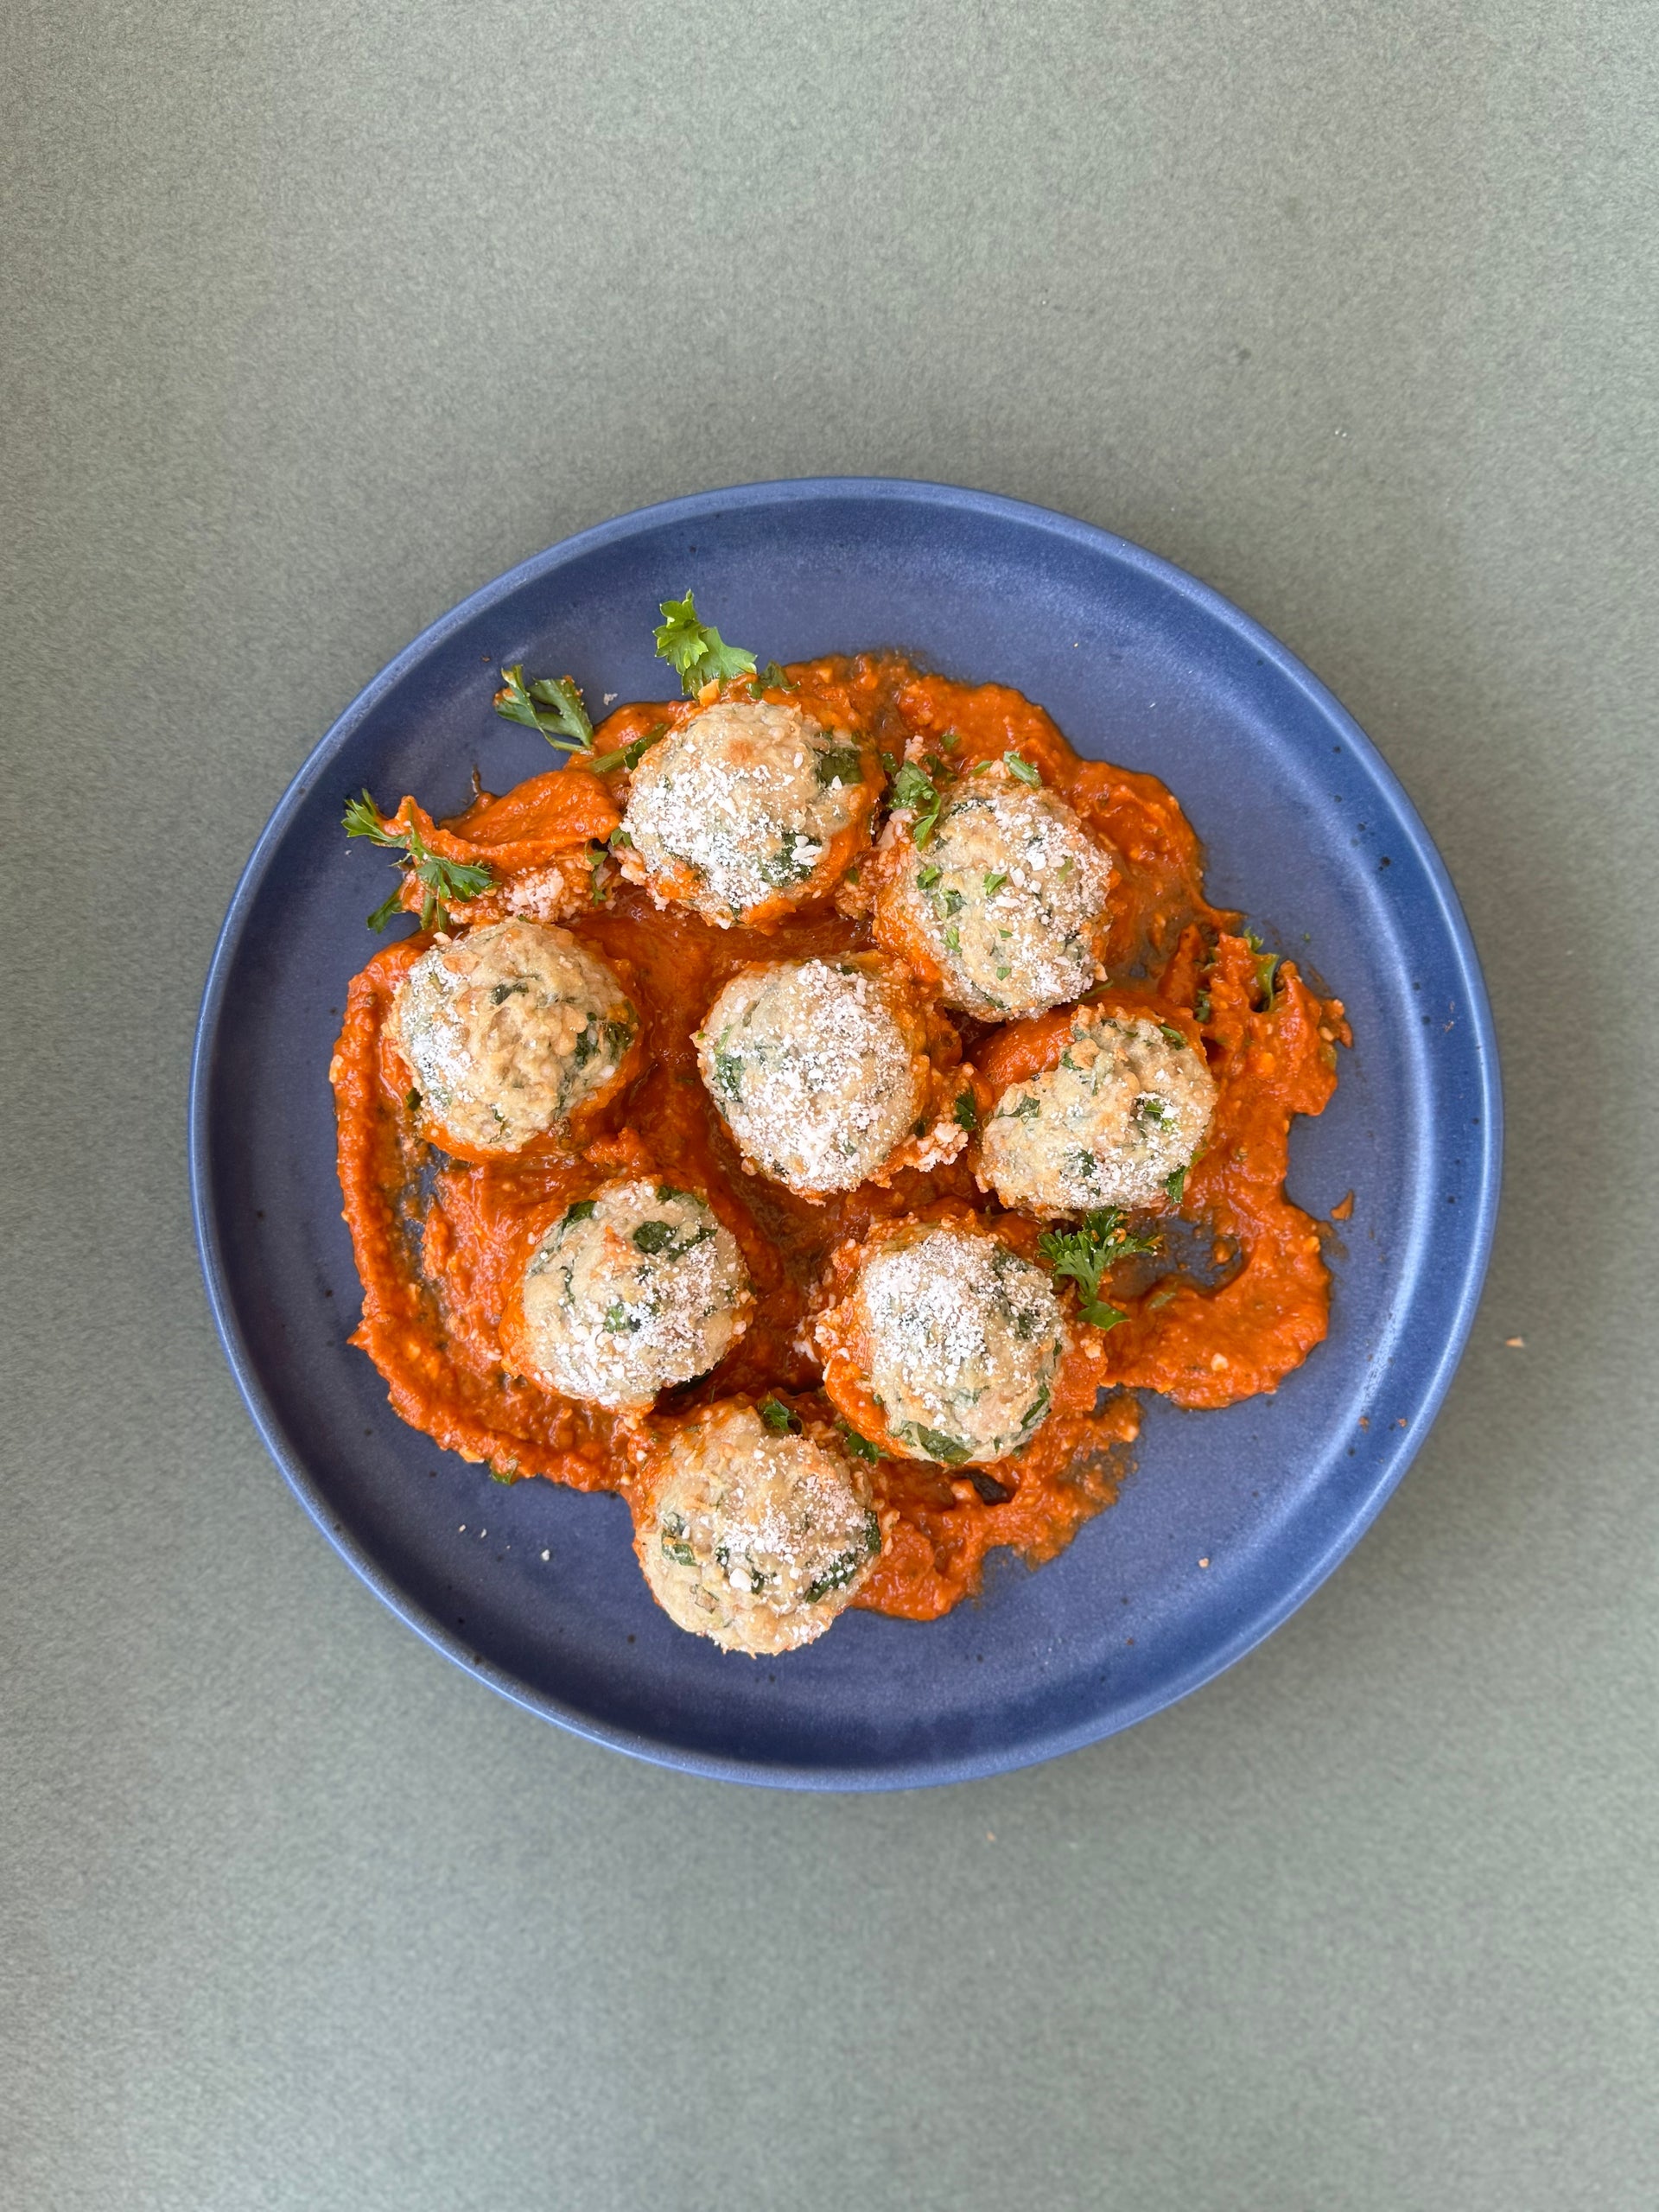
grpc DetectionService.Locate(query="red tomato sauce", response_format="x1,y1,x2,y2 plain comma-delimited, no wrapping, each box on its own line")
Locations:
331,657,1349,1622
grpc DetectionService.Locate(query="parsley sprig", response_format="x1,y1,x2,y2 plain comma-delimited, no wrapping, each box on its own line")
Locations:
1038,1207,1159,1330
343,791,495,933
494,664,663,773
654,592,757,695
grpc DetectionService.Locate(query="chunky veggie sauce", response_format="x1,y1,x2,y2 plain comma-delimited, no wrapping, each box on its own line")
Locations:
332,653,1348,1628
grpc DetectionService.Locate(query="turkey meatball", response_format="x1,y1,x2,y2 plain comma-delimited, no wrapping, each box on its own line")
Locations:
506,1180,753,1410
696,955,963,1197
874,759,1113,1020
637,1401,881,1655
978,1008,1217,1215
389,918,635,1155
818,1219,1066,1465
620,699,872,926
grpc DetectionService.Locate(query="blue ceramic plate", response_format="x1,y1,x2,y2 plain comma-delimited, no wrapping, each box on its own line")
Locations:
190,480,1500,1789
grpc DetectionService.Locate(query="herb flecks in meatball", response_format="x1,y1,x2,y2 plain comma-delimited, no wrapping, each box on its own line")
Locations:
509,1180,753,1410
874,760,1113,1020
980,1009,1217,1215
390,918,635,1155
696,955,963,1197
638,1401,880,1654
620,699,870,926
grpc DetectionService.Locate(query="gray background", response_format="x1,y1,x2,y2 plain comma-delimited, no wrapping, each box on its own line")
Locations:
4,2,1655,2205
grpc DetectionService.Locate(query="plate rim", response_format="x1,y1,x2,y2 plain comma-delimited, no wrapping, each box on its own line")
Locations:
188,474,1503,1789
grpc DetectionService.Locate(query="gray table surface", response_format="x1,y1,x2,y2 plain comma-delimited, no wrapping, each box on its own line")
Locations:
4,3,1656,2206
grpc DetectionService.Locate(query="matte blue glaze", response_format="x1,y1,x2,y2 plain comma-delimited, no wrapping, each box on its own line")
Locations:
189,480,1501,1789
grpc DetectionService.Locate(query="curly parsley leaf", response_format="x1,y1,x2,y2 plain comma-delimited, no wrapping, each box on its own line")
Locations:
759,1396,800,1433
654,591,757,695
343,790,495,933
890,760,944,846
952,1089,979,1132
1038,1206,1160,1330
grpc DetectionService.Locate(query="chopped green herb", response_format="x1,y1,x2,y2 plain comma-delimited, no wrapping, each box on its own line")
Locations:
1243,931,1281,1009
815,743,862,788
1194,989,1212,1023
840,1425,880,1463
561,1198,597,1228
632,1220,677,1255
1003,751,1041,785
755,659,794,692
759,1396,800,1433
343,791,495,933
943,925,961,952
952,1090,978,1132
917,863,942,889
1018,1383,1052,1431
984,870,1008,896
405,1087,422,1115
653,591,757,694
487,1463,519,1485
940,887,964,916
1038,1207,1160,1330
1135,1095,1169,1126
713,1049,744,1100
1159,1023,1186,1049
609,825,634,848
891,760,944,846
1010,1095,1042,1121
590,724,667,774
660,1535,696,1566
898,1423,974,1465
1164,1163,1188,1206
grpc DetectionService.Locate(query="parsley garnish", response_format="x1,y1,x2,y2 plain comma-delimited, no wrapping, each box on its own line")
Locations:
561,1198,597,1228
891,760,944,846
840,1425,880,1462
493,664,593,751
342,791,495,933
1164,1164,1189,1206
1159,1023,1186,1049
494,664,663,774
1038,1207,1159,1329
1004,751,1041,785
759,1396,800,1433
653,591,757,695
984,870,1008,896
755,659,794,693
953,1090,978,1132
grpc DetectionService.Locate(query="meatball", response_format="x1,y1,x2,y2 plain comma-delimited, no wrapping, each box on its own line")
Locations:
978,1008,1217,1215
696,955,962,1197
389,918,636,1155
874,760,1113,1019
620,699,871,926
637,1401,881,1655
820,1219,1066,1465
506,1180,753,1410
